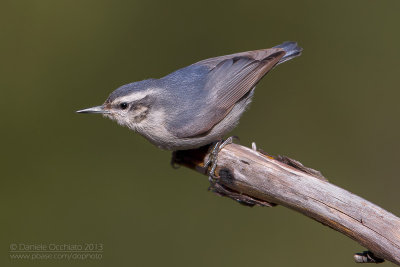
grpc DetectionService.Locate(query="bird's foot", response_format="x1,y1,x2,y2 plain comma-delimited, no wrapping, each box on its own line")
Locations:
204,136,239,184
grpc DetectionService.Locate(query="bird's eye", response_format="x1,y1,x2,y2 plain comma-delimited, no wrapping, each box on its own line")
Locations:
119,102,128,110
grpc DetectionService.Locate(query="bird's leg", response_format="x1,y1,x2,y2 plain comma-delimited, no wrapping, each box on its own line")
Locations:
204,141,222,182
204,136,239,184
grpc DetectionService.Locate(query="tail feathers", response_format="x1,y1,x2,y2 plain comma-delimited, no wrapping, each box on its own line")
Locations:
274,41,303,65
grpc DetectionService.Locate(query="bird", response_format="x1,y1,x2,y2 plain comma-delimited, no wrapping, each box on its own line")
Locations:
77,41,302,152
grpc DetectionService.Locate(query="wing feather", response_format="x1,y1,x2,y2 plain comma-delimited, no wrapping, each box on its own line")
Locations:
170,48,286,138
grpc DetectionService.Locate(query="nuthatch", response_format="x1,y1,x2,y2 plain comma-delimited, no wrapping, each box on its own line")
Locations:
77,42,302,151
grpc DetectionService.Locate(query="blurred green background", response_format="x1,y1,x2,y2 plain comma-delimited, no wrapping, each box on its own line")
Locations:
1,0,399,266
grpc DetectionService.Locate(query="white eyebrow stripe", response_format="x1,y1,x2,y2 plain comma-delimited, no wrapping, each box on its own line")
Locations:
116,89,155,103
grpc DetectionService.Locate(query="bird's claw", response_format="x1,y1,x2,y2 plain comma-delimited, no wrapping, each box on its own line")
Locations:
204,136,239,184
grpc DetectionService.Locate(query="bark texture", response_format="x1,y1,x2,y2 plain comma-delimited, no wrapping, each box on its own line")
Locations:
173,143,400,265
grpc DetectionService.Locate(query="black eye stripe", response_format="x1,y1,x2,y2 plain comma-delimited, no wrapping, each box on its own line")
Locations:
129,104,148,112
116,95,152,111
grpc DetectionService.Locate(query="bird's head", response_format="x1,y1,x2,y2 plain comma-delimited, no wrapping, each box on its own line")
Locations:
77,80,157,131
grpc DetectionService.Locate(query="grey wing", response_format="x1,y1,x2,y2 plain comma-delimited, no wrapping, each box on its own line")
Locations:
168,48,286,138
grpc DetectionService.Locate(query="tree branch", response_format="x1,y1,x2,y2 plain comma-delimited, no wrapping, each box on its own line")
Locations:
173,143,400,265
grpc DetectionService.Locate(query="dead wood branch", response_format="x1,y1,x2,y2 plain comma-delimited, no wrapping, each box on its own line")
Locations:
173,143,400,265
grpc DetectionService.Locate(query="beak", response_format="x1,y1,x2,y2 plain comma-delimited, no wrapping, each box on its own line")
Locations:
76,105,110,114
